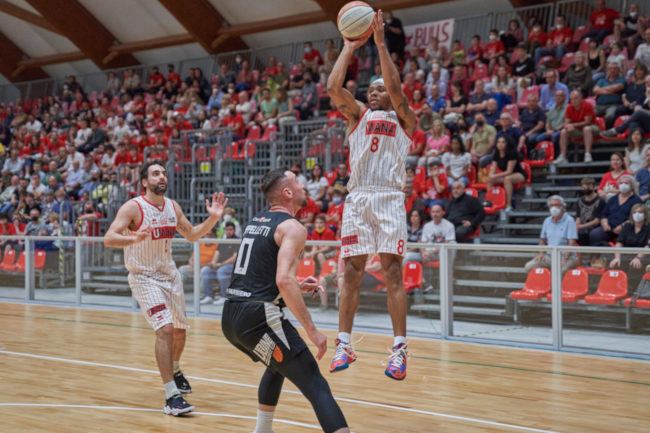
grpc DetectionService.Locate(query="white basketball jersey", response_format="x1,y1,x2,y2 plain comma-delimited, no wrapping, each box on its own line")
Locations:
347,108,412,191
124,196,178,278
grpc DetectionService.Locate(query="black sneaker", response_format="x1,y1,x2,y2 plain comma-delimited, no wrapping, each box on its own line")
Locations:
164,393,194,416
174,371,192,394
600,128,618,138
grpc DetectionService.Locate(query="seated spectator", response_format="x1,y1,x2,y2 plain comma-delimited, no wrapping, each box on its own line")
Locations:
199,223,240,305
427,84,446,114
540,70,569,111
445,181,485,243
469,113,497,167
443,81,467,126
304,214,337,269
327,163,349,196
554,90,597,164
608,41,628,71
563,51,592,97
235,91,253,123
501,19,524,51
576,177,605,246
402,72,424,104
466,79,492,120
297,188,319,231
625,129,648,174
487,135,527,212
302,41,323,73
483,98,501,126
484,29,506,74
179,230,219,282
297,72,318,121
489,65,515,110
527,20,547,55
105,71,121,97
465,35,483,69
496,112,521,146
534,15,572,65
404,180,425,215
582,0,619,43
235,60,254,92
146,66,165,93
421,204,455,262
64,159,87,198
609,203,650,270
426,62,449,98
221,104,245,140
525,195,578,273
24,207,47,237
290,163,308,187
2,148,24,178
617,63,648,119
325,188,345,233
0,175,19,208
421,161,449,208
635,27,650,68
405,209,424,263
614,2,644,55
594,62,626,128
635,146,650,201
305,164,328,211
75,200,101,236
517,93,546,153
590,175,641,245
215,207,242,239
426,36,449,65
537,89,567,151
27,173,47,200
419,119,449,167
442,135,471,186
587,38,607,82
512,43,535,91
602,74,650,137
598,152,630,199
275,88,294,128
410,89,426,117
449,40,465,67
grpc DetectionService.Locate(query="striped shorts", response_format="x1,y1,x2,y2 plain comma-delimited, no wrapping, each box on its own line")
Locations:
340,189,407,258
129,271,189,331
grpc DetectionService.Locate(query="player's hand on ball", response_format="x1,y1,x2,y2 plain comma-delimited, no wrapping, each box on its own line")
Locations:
308,329,328,360
206,192,229,219
135,224,152,243
343,33,371,50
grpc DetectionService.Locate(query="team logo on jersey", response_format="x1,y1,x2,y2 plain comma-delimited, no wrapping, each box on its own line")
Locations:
147,304,167,317
272,345,284,363
341,235,359,246
253,216,271,223
253,333,276,366
151,226,176,240
366,120,396,137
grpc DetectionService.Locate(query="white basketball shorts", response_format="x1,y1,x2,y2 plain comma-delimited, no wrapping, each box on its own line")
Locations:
340,188,407,258
129,271,190,331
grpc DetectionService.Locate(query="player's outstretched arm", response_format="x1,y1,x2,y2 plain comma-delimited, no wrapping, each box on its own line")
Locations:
104,201,151,248
174,192,228,242
275,219,327,360
373,10,416,136
327,37,369,125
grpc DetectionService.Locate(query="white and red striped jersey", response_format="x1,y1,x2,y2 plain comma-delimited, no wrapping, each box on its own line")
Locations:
124,196,178,278
347,108,412,192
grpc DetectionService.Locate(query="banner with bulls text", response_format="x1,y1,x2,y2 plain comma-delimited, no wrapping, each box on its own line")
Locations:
404,18,455,51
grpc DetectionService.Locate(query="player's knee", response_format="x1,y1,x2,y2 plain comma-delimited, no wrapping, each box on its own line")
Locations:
155,323,174,340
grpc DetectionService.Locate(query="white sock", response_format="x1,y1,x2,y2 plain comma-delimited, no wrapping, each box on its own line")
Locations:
253,408,274,433
394,336,406,347
338,332,351,344
164,380,179,399
173,361,180,374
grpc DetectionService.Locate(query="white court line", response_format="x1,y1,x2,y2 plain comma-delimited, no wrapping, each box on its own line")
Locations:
0,349,561,433
0,403,320,429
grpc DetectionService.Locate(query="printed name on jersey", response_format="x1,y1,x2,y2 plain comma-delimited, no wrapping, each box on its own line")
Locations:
366,120,397,137
341,235,359,246
244,224,271,237
151,226,176,240
253,333,276,366
147,304,167,317
227,288,251,297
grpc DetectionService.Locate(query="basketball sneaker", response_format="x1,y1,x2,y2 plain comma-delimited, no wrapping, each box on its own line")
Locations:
384,343,408,380
163,393,194,416
329,338,357,373
174,371,192,393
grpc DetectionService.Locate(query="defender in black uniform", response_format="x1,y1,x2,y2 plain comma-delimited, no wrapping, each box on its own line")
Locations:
221,169,349,433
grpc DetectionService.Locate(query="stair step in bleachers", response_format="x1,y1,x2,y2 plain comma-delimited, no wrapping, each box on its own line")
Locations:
410,304,508,316
422,294,509,305
522,197,578,205
455,265,526,274
547,173,604,181
552,161,610,170
480,236,540,244
454,279,523,289
469,251,532,259
533,185,582,193
497,223,543,230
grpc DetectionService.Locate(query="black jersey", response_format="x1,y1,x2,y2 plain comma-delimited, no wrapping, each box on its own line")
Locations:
227,211,294,305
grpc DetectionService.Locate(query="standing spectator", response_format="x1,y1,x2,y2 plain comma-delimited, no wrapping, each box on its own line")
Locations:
518,93,546,153
537,89,568,152
554,90,597,164
590,175,641,245
562,51,592,97
582,0,619,43
487,135,527,212
540,70,569,111
199,223,239,305
442,135,471,186
625,129,648,174
421,204,455,263
635,147,650,201
576,177,605,246
446,181,485,243
598,152,630,199
534,15,572,65
635,28,650,68
524,195,578,273
384,10,406,60
594,62,626,129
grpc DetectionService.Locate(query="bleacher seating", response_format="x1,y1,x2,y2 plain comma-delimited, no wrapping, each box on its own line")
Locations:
510,267,551,300
584,270,628,305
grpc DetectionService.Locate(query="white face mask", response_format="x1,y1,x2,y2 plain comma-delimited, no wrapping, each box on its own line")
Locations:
223,214,232,223
633,212,645,223
550,206,561,217
305,47,312,53
489,34,497,41
630,12,638,18
556,24,564,30
619,183,631,193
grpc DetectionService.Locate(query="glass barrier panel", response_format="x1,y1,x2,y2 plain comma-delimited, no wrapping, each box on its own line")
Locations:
32,237,76,303
404,243,441,338
194,238,232,315
80,237,132,308
0,238,28,300
172,238,195,316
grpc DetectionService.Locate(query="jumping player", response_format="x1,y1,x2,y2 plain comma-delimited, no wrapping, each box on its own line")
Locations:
221,169,349,433
327,10,416,380
104,160,228,415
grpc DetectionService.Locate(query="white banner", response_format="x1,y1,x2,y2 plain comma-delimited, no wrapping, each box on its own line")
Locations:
404,18,455,51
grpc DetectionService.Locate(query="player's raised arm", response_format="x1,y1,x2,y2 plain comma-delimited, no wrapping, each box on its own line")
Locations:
327,37,370,124
373,10,416,136
104,201,152,248
275,218,327,360
173,192,228,242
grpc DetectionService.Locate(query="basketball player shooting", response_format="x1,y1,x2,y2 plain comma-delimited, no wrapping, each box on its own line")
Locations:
104,160,228,416
327,10,416,380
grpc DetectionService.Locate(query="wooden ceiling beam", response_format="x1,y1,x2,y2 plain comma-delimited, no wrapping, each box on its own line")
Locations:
216,11,328,38
0,0,61,35
15,50,85,72
312,0,349,23
0,30,48,82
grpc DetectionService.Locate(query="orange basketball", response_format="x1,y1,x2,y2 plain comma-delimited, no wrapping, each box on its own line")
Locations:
337,1,374,40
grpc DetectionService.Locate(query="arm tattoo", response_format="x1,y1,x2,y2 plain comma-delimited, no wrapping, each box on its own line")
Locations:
397,97,410,118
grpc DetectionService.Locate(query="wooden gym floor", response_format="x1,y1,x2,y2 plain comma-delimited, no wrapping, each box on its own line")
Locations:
0,302,648,433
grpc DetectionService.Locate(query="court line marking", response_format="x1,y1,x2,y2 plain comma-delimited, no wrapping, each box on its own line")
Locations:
0,403,321,429
0,349,561,433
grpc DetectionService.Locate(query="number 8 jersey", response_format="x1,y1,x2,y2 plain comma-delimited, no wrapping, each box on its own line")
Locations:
347,108,412,192
226,211,294,305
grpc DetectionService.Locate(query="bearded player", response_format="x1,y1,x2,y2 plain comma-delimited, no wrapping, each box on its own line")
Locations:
327,10,416,380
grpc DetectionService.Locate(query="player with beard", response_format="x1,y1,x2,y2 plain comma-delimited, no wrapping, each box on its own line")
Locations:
105,160,228,415
327,10,416,380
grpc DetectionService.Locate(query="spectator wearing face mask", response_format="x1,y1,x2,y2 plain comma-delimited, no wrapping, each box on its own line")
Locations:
576,177,605,246
590,175,641,246
215,207,242,239
609,203,650,271
525,195,578,273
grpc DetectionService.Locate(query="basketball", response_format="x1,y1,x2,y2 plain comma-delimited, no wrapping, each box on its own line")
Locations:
337,1,374,40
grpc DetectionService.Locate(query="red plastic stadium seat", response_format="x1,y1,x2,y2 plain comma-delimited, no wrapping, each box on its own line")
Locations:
261,124,277,140
403,261,423,293
10,251,26,272
594,116,606,133
34,250,46,270
573,25,588,43
537,55,554,68
584,269,628,305
319,259,337,278
578,38,590,54
468,165,486,191
525,141,554,167
0,249,16,271
483,186,506,214
510,267,551,300
624,272,650,307
296,258,316,282
559,52,575,74
547,268,588,302
324,170,337,186
470,62,489,81
424,261,440,269
517,86,539,109
502,104,519,122
465,187,478,198
514,162,532,190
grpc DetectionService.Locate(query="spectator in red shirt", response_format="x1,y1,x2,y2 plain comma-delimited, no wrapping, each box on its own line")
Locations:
555,90,597,164
262,56,279,81
583,0,620,43
221,104,245,139
305,214,337,265
404,180,425,215
325,188,345,232
465,35,483,69
527,21,547,55
166,64,180,88
402,72,424,104
422,161,449,208
535,15,573,65
484,29,505,74
146,66,165,94
75,200,101,236
0,213,16,253
297,189,320,230
302,41,323,73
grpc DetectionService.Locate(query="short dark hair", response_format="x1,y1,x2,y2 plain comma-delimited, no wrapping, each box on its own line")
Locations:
315,214,326,223
224,221,235,229
139,160,166,182
261,168,288,200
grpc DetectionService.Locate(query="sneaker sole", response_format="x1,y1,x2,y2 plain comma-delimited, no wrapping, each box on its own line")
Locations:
329,357,356,373
163,404,195,416
385,370,406,381
178,388,192,394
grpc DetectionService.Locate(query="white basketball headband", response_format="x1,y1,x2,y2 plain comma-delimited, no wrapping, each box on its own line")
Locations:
370,78,385,87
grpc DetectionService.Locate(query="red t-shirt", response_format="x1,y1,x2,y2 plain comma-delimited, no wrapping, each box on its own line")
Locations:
402,82,424,104
77,212,102,236
528,29,547,46
591,8,619,31
0,222,16,235
598,170,631,192
565,101,595,124
150,73,165,87
222,114,245,137
548,27,572,46
405,193,420,213
167,72,181,86
297,198,319,223
410,130,426,156
423,173,450,200
114,151,133,165
484,40,505,58
303,49,323,65
325,202,344,230
308,227,336,241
